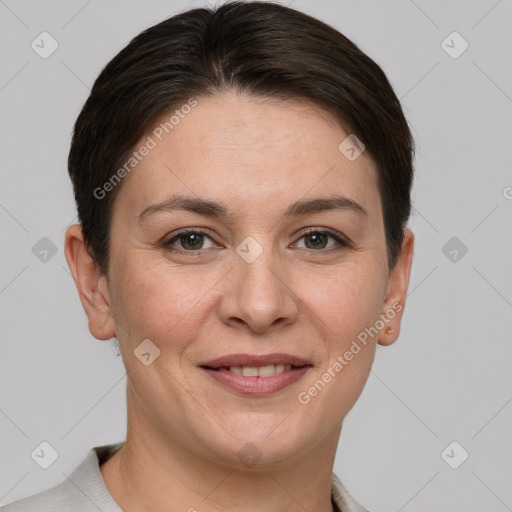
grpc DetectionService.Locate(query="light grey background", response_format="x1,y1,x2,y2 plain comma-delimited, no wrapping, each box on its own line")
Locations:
1,0,511,510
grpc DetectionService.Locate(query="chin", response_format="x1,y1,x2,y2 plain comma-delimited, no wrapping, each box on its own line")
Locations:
198,415,316,469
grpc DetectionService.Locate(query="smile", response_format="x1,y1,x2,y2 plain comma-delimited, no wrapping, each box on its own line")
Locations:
199,353,312,395
216,364,294,377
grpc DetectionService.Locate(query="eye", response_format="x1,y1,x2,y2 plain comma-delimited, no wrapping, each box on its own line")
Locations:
293,229,349,251
165,230,216,251
164,228,351,254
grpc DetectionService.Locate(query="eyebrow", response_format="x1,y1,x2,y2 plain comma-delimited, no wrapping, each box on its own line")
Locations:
137,194,368,224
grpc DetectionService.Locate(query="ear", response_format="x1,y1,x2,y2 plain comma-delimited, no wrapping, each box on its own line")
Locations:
378,228,414,346
64,224,116,340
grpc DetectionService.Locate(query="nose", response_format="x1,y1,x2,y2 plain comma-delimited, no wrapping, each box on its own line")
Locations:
217,248,299,334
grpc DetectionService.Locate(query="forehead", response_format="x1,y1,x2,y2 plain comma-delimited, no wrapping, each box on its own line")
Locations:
112,91,382,221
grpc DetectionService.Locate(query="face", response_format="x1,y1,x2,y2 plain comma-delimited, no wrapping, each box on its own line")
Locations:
67,91,413,469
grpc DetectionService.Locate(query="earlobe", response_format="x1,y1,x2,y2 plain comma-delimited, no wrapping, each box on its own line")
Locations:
378,228,414,346
64,224,116,340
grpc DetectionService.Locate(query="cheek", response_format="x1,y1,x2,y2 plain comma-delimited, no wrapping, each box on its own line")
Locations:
298,260,386,344
294,268,382,424
109,258,221,348
292,261,384,408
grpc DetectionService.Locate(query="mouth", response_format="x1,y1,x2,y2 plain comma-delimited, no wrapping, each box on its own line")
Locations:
199,353,313,395
204,363,303,376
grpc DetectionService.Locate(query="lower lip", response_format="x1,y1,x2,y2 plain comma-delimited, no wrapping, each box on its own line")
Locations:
201,366,311,396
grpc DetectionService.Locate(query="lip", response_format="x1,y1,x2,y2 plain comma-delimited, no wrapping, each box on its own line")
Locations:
201,367,311,396
199,353,312,396
199,353,310,368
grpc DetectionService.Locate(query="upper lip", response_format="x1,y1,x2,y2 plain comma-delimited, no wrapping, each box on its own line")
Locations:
199,353,311,368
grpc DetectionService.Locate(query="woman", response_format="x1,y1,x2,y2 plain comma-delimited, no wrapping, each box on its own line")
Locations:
3,1,414,510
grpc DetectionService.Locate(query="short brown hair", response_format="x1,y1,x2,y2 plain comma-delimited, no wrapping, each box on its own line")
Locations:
68,0,415,274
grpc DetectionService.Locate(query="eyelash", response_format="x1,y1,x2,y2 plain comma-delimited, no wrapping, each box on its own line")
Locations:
164,228,352,254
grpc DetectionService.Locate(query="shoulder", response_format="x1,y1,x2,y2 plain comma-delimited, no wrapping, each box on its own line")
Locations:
331,472,372,512
1,443,124,512
1,478,91,511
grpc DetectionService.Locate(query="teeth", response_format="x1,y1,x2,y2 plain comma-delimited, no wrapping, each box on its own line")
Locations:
230,364,293,377
258,364,276,377
242,366,259,377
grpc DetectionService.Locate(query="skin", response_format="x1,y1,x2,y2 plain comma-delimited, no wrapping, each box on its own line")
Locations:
65,91,414,512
